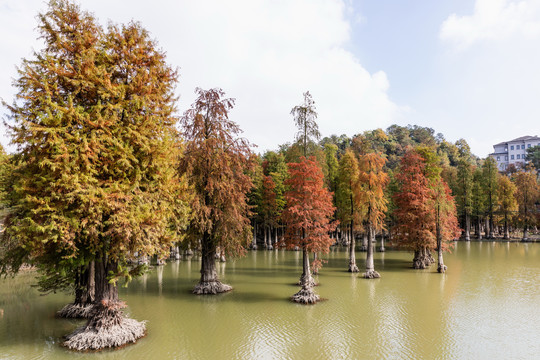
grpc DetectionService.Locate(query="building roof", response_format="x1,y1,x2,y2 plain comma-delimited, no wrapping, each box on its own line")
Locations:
493,135,540,147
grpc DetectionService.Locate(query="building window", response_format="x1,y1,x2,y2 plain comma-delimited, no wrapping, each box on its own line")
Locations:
527,144,531,148
517,154,521,159
497,156,500,161
505,156,508,161
511,155,515,160
521,144,525,149
510,145,514,150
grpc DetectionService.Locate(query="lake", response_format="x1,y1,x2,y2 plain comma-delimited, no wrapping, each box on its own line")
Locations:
1,241,539,359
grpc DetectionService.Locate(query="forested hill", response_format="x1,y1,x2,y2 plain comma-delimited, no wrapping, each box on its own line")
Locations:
272,124,478,173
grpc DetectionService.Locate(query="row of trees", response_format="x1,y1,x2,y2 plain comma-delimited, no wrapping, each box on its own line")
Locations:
0,0,539,352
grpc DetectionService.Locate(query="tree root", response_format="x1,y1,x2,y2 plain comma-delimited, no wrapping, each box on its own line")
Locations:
348,264,360,273
437,264,447,273
63,303,145,351
64,318,146,351
359,245,367,252
362,270,381,279
57,303,94,319
291,287,320,304
192,281,232,295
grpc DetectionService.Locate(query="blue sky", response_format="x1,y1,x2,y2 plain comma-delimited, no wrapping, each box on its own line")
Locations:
1,0,539,157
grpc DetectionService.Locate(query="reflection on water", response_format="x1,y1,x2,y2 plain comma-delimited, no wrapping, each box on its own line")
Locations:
0,243,539,359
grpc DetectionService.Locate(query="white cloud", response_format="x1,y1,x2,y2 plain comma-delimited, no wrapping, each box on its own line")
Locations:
0,0,402,153
440,0,540,49
435,0,540,157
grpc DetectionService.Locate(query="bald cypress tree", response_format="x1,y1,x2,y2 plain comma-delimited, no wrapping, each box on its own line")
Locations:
2,0,188,350
179,88,254,295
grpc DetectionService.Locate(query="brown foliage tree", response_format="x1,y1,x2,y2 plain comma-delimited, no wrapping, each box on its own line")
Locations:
179,88,254,294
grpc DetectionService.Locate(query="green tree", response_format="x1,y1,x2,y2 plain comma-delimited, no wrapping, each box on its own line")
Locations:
355,152,388,278
179,87,254,294
336,149,361,272
497,175,518,239
514,169,540,241
456,160,473,240
481,157,499,238
526,145,540,170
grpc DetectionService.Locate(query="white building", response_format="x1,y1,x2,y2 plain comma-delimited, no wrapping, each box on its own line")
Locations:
490,135,540,171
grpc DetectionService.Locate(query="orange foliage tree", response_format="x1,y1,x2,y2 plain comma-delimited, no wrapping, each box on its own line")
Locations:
355,152,389,278
281,156,336,304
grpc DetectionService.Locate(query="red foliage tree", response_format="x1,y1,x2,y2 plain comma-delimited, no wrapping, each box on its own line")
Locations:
393,150,436,269
281,156,336,304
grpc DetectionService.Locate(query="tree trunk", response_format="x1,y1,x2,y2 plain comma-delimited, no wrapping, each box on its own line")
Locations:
485,217,492,239
57,261,96,319
251,222,258,250
348,222,359,272
264,224,268,249
477,217,483,240
292,248,319,304
437,207,447,273
379,231,385,252
413,247,434,269
503,214,510,239
193,232,232,294
522,223,529,242
64,257,145,350
363,225,380,279
464,212,471,241
360,231,368,251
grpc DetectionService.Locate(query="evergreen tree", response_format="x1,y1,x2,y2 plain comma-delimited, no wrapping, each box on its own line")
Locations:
355,152,388,278
336,149,361,272
481,157,499,238
514,168,540,241
497,175,518,239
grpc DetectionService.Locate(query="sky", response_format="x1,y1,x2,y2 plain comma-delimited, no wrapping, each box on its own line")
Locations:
1,0,539,158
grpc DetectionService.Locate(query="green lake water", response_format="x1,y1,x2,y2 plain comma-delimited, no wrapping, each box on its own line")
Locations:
1,242,539,359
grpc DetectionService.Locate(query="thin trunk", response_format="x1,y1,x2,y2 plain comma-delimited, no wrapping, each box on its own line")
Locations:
348,221,359,272
363,224,380,278
437,205,447,273
464,212,471,241
477,217,483,240
379,231,385,252
57,261,95,319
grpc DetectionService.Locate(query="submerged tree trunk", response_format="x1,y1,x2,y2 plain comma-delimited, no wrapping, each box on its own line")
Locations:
360,231,368,252
193,232,232,294
292,248,319,304
64,257,145,351
464,212,471,241
251,222,258,250
413,247,434,269
522,223,529,242
503,214,510,239
363,225,380,279
436,206,447,273
58,261,96,319
348,222,359,272
477,217,483,240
